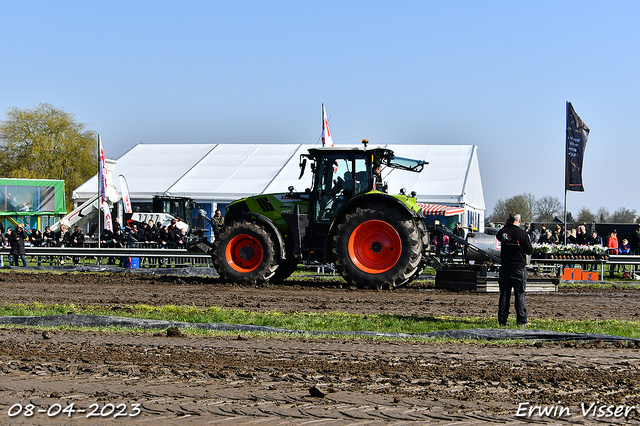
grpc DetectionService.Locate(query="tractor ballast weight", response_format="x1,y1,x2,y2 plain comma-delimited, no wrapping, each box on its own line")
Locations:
212,143,429,288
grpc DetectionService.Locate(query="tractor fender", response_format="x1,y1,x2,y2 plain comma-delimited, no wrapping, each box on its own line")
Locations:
241,211,287,261
323,192,422,261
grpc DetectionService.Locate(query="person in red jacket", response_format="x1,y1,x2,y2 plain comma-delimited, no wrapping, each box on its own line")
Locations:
607,230,619,254
607,230,619,277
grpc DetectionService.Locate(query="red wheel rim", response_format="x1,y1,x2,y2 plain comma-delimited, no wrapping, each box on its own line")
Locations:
348,220,401,274
226,234,264,272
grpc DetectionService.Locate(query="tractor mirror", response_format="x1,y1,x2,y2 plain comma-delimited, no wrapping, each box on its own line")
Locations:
299,158,307,179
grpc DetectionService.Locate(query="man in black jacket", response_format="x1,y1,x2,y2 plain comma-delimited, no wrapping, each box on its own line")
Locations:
9,223,28,267
496,212,533,327
450,222,466,256
586,230,603,246
144,219,158,244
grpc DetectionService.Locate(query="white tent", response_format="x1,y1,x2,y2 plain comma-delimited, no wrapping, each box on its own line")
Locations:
73,143,485,230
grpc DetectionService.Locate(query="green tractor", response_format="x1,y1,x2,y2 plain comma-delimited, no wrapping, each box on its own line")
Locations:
211,141,430,289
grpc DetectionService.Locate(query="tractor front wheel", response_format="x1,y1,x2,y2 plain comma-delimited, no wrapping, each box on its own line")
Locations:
332,207,423,289
213,221,278,284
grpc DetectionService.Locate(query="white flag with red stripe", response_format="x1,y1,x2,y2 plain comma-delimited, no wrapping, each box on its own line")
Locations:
119,174,132,214
98,136,107,204
322,104,333,147
103,202,113,232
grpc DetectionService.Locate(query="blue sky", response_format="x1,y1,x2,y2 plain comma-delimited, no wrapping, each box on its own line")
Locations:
1,1,638,217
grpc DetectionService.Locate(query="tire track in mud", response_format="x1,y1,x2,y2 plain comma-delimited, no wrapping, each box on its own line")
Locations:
1,328,640,424
1,271,640,424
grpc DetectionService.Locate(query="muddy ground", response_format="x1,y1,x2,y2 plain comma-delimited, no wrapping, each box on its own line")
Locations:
1,270,640,424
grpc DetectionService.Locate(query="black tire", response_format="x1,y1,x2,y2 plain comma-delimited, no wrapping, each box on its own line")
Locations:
331,207,423,289
213,221,278,284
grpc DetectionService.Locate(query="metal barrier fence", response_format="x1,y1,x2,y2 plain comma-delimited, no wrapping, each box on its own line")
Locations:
0,245,211,268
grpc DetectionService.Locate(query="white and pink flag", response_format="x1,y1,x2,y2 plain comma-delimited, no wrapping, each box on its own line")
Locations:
98,136,107,204
119,174,132,214
103,202,113,232
322,104,333,147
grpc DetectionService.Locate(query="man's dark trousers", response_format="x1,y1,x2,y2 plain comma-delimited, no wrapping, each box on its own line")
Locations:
498,266,527,326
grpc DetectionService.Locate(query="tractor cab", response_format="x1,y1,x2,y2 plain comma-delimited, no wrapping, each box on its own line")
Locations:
151,196,198,228
127,195,202,238
306,148,371,223
301,145,427,224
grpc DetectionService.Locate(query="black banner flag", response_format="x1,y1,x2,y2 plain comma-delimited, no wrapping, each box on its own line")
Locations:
565,102,590,192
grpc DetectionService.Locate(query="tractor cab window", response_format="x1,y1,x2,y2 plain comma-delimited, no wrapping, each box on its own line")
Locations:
353,158,369,194
314,155,357,222
382,155,427,172
174,201,186,220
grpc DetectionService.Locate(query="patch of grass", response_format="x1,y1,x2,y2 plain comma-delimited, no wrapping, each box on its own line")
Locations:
1,303,639,339
530,318,640,338
559,281,640,289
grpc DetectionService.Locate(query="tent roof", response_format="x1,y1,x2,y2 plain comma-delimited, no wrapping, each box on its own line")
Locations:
382,144,484,210
73,143,484,210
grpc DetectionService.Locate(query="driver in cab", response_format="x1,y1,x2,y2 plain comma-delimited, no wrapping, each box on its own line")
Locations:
372,163,387,192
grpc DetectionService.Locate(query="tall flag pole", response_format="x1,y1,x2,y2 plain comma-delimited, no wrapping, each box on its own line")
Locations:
322,104,334,147
564,102,590,242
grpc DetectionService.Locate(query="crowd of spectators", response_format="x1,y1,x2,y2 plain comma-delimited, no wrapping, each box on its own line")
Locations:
521,221,637,251
1,221,91,266
2,215,199,267
108,218,189,250
489,221,640,258
485,221,640,278
523,222,640,277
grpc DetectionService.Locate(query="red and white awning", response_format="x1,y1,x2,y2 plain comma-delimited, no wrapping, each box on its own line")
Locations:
417,203,465,217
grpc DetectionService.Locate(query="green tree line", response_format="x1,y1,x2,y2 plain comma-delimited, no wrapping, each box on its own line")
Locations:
0,103,97,210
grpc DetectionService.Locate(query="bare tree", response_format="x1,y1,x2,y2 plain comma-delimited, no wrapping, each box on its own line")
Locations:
576,207,597,224
534,195,562,223
566,211,575,224
491,193,535,224
609,207,637,223
597,206,610,223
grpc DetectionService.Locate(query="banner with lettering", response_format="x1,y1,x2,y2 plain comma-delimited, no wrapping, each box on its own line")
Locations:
119,174,132,214
565,102,590,192
103,202,113,232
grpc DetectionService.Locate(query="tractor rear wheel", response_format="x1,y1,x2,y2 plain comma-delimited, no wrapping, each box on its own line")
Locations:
213,221,278,284
332,207,423,289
